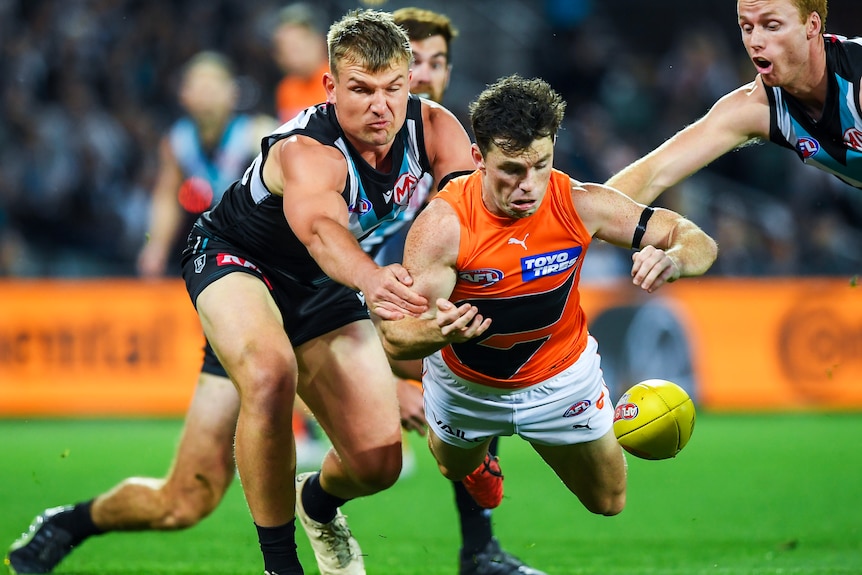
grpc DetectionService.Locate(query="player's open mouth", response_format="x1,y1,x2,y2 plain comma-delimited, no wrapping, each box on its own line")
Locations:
753,57,772,74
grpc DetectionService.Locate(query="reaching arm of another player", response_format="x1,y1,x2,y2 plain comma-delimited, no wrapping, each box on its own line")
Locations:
380,200,492,359
421,101,476,193
273,136,428,320
137,137,185,278
605,82,771,205
576,182,718,293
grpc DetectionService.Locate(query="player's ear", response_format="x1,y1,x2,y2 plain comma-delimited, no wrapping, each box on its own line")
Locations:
806,11,822,38
471,144,484,171
323,72,336,103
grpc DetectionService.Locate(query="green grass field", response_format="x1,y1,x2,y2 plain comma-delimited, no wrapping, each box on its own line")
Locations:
3,414,862,575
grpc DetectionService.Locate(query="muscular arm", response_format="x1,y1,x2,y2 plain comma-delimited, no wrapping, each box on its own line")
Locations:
575,181,718,291
380,199,491,359
137,137,185,278
265,135,427,319
606,80,771,205
421,100,476,191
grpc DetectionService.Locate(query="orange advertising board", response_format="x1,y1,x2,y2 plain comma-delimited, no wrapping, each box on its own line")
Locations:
580,277,862,410
0,277,860,416
650,278,862,410
0,280,203,416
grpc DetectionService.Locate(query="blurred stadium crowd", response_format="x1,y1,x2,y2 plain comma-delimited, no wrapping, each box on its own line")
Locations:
1,0,860,278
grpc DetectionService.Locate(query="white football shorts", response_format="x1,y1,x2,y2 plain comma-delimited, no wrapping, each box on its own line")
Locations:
423,335,613,448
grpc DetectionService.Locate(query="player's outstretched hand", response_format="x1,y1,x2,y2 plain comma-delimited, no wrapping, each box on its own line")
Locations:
631,245,681,293
435,298,491,342
364,264,429,320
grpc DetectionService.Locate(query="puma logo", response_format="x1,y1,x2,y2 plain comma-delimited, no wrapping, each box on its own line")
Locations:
507,233,529,250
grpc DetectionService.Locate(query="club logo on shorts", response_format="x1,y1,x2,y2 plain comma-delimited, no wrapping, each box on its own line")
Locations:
563,399,591,417
216,254,273,289
194,254,206,273
796,137,820,158
521,247,582,281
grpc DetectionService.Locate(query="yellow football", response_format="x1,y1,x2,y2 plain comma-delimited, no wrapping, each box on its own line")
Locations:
613,379,695,460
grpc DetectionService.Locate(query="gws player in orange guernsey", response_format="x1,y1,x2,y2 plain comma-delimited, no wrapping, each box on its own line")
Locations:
381,76,717,529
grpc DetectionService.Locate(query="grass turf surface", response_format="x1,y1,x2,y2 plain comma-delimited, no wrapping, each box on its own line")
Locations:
2,413,861,574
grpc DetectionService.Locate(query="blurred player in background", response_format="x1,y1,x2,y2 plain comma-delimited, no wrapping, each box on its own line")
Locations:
271,3,329,123
606,0,862,203
380,75,717,551
137,51,275,278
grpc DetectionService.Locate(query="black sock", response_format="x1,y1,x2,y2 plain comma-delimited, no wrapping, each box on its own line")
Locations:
49,501,103,547
488,436,500,458
300,472,348,524
256,520,303,575
453,480,493,556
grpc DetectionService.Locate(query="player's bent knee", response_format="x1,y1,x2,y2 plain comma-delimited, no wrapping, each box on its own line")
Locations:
436,462,469,482
583,492,626,517
157,479,225,529
158,493,219,529
348,447,402,494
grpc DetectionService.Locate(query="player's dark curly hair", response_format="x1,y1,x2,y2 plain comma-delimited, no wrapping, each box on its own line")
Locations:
469,75,566,156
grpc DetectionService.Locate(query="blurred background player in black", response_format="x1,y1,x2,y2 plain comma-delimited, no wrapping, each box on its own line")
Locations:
137,50,275,278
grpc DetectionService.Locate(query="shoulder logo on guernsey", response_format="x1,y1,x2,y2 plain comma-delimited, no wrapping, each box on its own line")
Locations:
458,268,504,287
844,128,862,152
521,247,582,281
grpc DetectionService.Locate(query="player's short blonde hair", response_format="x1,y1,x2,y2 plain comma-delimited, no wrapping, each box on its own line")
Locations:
327,9,412,79
792,0,828,30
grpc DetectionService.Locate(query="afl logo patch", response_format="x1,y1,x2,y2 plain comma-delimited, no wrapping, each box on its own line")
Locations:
458,268,503,287
796,137,820,158
563,400,591,417
350,198,373,215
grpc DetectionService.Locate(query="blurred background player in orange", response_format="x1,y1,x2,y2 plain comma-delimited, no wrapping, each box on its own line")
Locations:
137,51,275,278
271,3,329,123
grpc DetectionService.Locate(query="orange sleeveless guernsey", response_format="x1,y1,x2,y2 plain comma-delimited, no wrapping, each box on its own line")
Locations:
435,169,592,389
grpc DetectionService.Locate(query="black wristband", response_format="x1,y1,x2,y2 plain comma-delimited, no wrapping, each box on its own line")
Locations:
631,206,655,250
